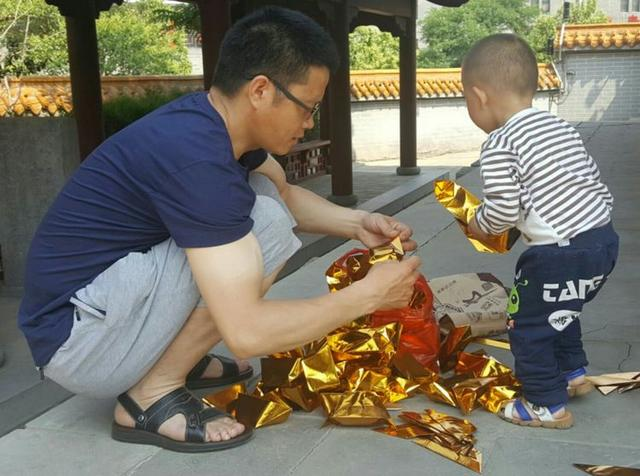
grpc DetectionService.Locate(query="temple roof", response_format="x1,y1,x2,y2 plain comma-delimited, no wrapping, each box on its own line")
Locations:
0,65,560,117
555,23,640,50
45,0,124,18
350,64,561,101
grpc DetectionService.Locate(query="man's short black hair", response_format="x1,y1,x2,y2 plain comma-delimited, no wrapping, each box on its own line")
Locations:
212,6,339,96
462,33,538,98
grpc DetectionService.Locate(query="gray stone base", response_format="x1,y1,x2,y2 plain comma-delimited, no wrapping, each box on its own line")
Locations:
0,117,80,288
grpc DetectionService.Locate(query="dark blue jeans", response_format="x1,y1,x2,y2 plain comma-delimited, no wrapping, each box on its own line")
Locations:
507,222,619,407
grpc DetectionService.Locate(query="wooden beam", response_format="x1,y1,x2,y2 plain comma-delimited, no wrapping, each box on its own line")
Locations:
327,1,357,206
197,0,231,90
397,0,419,176
65,15,104,160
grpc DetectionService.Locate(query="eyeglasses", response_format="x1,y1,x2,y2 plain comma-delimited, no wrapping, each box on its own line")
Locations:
254,75,321,119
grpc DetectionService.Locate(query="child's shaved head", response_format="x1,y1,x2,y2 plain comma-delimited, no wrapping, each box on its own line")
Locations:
462,34,538,98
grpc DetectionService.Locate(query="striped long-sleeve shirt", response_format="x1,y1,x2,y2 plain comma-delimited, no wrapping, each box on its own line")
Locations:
475,108,613,245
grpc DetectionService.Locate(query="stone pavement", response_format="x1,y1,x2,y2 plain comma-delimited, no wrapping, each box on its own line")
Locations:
0,122,638,475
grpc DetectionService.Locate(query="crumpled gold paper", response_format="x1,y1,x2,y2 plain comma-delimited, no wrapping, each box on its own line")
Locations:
375,409,482,473
574,464,640,475
230,393,292,429
321,391,391,426
301,343,341,392
439,325,473,372
203,384,246,411
420,347,520,414
325,237,404,292
434,179,520,253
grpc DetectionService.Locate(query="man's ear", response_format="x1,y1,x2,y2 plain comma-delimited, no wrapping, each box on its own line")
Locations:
471,85,489,108
247,75,272,110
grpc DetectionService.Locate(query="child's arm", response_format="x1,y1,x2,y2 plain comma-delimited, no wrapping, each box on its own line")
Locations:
467,214,495,241
474,148,521,235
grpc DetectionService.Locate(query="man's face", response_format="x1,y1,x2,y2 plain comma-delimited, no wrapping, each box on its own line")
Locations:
255,66,330,156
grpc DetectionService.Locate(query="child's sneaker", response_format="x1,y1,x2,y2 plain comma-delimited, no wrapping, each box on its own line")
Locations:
564,367,594,397
499,398,573,429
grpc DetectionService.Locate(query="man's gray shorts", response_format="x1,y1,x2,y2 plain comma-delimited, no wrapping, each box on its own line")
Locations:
44,173,301,398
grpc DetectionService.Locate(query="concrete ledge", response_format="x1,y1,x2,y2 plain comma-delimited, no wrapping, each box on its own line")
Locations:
278,169,449,280
0,380,72,437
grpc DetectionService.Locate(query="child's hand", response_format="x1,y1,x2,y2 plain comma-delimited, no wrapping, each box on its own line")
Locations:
468,216,493,241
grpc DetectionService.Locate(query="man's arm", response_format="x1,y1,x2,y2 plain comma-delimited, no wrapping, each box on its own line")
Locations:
186,233,420,359
254,156,416,250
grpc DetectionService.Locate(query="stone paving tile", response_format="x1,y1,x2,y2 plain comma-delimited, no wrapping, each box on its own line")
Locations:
0,428,159,476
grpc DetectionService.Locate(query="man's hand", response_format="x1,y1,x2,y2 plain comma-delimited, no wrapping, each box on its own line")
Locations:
355,212,417,252
356,255,422,311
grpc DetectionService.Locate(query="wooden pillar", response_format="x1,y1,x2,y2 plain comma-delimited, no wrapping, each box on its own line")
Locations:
65,16,104,160
197,0,231,90
327,2,357,206
319,94,332,172
397,0,420,176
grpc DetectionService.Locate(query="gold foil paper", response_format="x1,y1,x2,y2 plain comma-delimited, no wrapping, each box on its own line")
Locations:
279,384,320,412
574,464,640,475
321,392,391,426
455,351,512,378
390,352,437,384
473,337,511,350
451,377,497,415
369,236,404,264
478,385,520,413
414,437,482,474
301,343,341,393
202,384,246,411
260,357,303,390
439,325,473,372
392,409,482,473
434,179,519,253
374,423,433,439
232,393,292,429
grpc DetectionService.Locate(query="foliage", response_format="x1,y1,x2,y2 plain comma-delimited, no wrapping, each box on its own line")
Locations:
417,0,610,67
349,25,399,70
526,14,558,62
103,88,186,136
418,0,538,68
152,2,200,35
96,4,191,75
526,0,609,61
0,0,191,77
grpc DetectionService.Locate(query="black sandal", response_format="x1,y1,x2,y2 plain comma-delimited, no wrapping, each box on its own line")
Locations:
111,387,253,452
186,354,254,390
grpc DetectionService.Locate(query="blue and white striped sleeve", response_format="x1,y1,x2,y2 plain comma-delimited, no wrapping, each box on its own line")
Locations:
475,148,521,235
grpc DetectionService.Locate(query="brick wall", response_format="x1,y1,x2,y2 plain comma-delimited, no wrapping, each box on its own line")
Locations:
350,93,557,162
557,50,640,122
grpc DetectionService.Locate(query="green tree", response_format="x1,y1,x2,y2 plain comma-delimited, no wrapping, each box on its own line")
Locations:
417,0,538,68
349,25,399,70
0,0,191,77
527,0,609,61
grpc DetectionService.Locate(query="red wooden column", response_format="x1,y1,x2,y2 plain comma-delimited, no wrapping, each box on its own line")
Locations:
397,0,420,176
65,16,104,160
327,1,357,206
197,0,231,90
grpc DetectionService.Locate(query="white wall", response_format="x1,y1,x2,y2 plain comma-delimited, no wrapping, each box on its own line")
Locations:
350,93,558,162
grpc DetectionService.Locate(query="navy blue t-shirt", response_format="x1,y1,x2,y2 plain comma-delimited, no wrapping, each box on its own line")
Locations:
18,92,267,367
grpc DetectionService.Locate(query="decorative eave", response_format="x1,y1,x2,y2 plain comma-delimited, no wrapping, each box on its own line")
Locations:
349,64,561,101
0,75,204,117
0,64,561,117
44,0,124,18
555,23,640,50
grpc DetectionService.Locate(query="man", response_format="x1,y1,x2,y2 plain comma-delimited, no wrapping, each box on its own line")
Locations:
18,7,421,452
